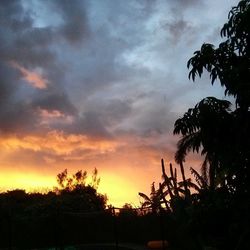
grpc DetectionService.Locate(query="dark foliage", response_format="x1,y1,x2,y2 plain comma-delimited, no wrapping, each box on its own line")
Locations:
0,169,107,249
169,0,250,249
175,0,250,194
187,0,250,110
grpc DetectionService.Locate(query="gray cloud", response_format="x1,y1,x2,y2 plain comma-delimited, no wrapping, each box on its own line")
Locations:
0,0,79,135
48,0,90,44
0,0,242,205
0,101,38,135
174,0,202,7
33,92,77,116
0,0,239,145
163,18,196,45
63,98,133,138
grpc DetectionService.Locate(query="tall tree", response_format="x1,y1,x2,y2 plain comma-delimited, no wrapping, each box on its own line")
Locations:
174,97,232,189
188,0,250,110
174,0,250,193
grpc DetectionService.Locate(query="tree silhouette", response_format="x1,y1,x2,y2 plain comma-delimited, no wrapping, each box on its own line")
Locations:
188,0,250,111
54,168,106,212
56,168,100,192
174,97,232,189
175,0,250,193
139,160,203,214
139,182,164,213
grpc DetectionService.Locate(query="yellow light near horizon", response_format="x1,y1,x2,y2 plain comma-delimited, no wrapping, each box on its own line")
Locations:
99,173,141,207
0,170,142,207
0,132,163,207
0,173,56,193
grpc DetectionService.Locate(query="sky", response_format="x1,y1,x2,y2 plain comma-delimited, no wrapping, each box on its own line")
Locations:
0,0,238,207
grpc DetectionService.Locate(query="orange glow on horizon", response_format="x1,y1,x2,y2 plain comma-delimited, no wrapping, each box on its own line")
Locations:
99,172,143,207
0,170,145,207
0,131,120,156
0,131,164,206
0,131,198,207
0,172,56,193
0,157,201,207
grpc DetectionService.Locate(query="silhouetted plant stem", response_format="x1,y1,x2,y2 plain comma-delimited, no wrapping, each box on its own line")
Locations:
161,159,174,200
179,161,189,199
159,183,171,212
170,163,180,198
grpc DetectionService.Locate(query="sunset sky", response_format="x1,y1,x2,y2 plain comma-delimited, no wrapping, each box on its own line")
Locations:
0,0,238,207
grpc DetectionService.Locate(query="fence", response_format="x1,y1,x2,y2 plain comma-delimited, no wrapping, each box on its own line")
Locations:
0,207,169,250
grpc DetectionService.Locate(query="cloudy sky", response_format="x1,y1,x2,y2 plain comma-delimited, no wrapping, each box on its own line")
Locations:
0,0,238,206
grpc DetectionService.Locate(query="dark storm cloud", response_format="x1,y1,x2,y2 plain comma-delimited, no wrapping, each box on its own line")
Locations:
0,62,39,134
167,0,204,10
33,92,77,116
72,112,111,138
0,0,241,197
0,0,238,144
83,98,132,129
163,18,196,45
0,1,54,67
12,28,54,68
0,0,80,134
0,0,31,28
113,91,178,138
58,0,155,99
64,98,133,138
46,0,89,44
0,101,38,135
175,0,201,7
0,62,19,104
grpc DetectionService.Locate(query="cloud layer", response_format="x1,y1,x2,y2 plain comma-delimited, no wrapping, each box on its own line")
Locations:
0,0,238,205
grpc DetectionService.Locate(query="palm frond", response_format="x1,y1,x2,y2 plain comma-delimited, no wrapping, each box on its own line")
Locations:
175,132,202,164
138,192,151,202
201,155,210,186
190,167,208,189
